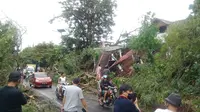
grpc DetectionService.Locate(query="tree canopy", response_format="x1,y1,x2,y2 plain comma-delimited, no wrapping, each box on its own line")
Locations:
51,0,116,51
0,21,21,85
19,42,63,69
128,12,162,63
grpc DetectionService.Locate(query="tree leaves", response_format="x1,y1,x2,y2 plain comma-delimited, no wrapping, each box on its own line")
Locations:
53,0,116,51
19,42,63,69
0,21,19,85
128,12,162,63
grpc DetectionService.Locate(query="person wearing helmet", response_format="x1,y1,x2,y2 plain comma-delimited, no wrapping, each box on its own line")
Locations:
154,93,182,112
100,75,114,103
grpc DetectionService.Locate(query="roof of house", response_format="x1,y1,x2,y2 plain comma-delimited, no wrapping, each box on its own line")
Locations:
153,18,172,25
109,50,134,69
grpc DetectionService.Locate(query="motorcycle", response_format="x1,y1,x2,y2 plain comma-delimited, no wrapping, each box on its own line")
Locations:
55,82,69,100
98,86,117,107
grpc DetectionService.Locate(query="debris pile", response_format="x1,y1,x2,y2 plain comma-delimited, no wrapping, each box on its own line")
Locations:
79,72,97,94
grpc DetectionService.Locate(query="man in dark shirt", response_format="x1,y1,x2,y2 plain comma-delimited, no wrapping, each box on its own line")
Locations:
114,84,136,112
100,75,113,103
0,71,28,112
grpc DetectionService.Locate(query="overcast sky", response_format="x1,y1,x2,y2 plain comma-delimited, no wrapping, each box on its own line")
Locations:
0,0,194,49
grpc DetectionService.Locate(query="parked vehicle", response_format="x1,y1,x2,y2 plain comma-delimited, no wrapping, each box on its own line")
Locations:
26,64,36,71
98,86,117,107
55,82,69,100
29,72,52,88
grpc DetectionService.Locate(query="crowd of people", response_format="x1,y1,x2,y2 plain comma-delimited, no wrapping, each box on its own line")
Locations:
0,66,182,112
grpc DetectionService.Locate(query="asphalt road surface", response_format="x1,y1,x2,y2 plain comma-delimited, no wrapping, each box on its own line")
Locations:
31,85,112,112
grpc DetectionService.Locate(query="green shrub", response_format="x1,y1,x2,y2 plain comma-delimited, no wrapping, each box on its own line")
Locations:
126,16,200,112
52,73,60,84
22,103,37,112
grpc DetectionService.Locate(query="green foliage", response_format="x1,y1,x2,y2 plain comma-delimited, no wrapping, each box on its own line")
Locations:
128,12,162,63
20,41,96,76
19,42,63,68
158,17,200,96
52,0,116,51
58,48,96,75
61,51,80,75
52,73,60,84
22,99,59,112
22,102,37,112
112,77,131,88
0,21,20,85
189,0,200,16
127,13,200,112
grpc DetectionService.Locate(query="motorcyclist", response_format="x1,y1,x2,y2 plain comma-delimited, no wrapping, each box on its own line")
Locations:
58,72,67,96
100,75,114,103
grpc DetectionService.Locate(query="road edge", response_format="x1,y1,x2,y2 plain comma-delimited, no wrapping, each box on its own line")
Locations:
33,89,61,108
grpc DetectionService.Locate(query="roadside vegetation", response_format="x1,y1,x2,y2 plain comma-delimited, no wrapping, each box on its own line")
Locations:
1,0,200,112
121,2,200,111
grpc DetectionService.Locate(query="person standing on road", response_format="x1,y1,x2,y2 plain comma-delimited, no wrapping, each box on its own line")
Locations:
0,71,30,112
95,64,102,98
154,93,182,112
114,84,135,112
96,64,102,81
62,78,88,112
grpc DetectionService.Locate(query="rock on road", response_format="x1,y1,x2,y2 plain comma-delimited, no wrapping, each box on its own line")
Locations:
32,86,112,112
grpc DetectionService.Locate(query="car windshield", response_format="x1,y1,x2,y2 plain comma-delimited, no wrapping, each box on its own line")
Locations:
27,68,34,72
35,73,47,78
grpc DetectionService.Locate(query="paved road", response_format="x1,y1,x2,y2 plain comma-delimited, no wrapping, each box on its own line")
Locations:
32,85,112,112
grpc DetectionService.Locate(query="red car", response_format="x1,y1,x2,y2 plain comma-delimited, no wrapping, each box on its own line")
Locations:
29,72,52,88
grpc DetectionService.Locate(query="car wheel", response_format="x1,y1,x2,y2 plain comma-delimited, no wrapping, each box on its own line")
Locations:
49,85,52,88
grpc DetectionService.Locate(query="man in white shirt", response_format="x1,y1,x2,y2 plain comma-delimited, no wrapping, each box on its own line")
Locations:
62,78,88,112
155,93,181,112
58,72,67,95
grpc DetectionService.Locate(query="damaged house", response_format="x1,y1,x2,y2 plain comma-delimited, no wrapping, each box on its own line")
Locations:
95,18,172,76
